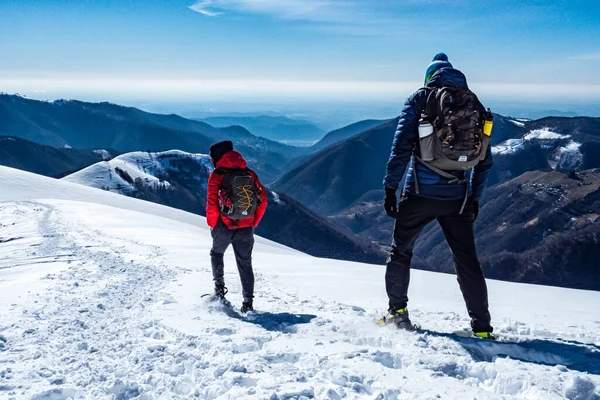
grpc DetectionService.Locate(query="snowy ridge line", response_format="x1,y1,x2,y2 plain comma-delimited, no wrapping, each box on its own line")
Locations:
62,150,213,195
523,128,571,141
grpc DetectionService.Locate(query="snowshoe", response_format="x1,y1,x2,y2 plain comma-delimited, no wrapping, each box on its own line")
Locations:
378,307,420,331
201,285,228,302
240,301,254,314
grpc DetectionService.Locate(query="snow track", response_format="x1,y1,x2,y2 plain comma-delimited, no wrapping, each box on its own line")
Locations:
1,201,174,399
0,176,599,399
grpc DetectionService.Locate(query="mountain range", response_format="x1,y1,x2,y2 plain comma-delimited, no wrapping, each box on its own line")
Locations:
273,115,600,215
2,92,599,289
61,150,386,264
197,115,325,145
0,94,303,182
273,114,600,289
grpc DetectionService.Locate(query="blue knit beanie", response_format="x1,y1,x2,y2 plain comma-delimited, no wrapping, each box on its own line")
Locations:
424,53,453,85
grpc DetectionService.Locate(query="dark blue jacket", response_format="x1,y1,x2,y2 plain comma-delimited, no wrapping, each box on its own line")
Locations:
383,68,493,201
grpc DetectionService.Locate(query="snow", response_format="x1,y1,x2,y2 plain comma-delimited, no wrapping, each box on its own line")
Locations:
550,141,583,170
1,165,599,399
491,139,525,155
524,128,571,141
509,120,525,127
271,191,285,205
92,149,112,160
492,128,576,159
62,150,212,194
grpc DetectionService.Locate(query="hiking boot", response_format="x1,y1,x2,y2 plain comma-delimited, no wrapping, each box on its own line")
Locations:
240,301,254,314
214,285,228,300
474,331,497,340
471,320,494,340
384,307,417,331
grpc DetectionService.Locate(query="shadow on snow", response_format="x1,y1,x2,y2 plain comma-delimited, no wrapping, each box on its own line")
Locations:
219,306,317,333
423,330,600,375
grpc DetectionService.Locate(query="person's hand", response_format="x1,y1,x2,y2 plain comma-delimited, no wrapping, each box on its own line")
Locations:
384,189,398,217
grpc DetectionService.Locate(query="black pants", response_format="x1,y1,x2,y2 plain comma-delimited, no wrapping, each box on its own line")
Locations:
210,221,255,302
386,195,492,332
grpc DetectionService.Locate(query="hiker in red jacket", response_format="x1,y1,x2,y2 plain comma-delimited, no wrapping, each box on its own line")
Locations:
206,141,268,313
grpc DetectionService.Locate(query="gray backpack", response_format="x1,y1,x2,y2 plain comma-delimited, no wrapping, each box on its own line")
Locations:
417,86,492,174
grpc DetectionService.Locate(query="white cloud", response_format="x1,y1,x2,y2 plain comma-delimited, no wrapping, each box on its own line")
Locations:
188,0,341,22
187,0,420,38
188,2,222,17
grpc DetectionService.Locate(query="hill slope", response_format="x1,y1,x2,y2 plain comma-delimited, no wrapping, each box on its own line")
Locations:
273,118,400,215
310,119,388,152
62,151,386,264
0,136,117,178
1,165,599,398
413,169,600,290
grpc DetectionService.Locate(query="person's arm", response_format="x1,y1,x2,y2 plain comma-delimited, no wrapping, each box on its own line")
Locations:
472,141,494,201
383,96,420,190
251,171,268,227
206,172,221,228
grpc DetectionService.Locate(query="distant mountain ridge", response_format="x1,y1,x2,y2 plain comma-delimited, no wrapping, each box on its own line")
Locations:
271,113,600,289
310,119,388,152
273,114,600,215
197,115,325,145
0,136,118,178
62,150,386,264
0,94,304,182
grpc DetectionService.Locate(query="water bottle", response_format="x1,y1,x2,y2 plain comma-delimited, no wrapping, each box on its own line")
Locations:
483,108,493,137
418,114,435,161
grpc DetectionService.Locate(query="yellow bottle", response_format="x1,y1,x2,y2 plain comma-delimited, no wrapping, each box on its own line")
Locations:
483,108,493,137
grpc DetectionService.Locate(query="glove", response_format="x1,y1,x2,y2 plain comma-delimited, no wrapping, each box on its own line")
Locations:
473,200,479,221
384,189,398,217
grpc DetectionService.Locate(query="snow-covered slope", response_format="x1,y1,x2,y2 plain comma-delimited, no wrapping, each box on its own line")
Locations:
492,127,583,170
1,166,599,399
62,150,212,194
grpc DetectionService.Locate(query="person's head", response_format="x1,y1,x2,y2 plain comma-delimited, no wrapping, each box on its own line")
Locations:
424,53,453,85
209,140,233,165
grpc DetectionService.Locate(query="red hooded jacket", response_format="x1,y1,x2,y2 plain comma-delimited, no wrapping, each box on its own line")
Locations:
206,150,268,230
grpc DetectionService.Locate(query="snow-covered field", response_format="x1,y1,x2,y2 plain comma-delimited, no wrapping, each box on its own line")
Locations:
1,166,599,399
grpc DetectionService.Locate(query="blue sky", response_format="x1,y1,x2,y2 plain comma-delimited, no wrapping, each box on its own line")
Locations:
1,0,599,110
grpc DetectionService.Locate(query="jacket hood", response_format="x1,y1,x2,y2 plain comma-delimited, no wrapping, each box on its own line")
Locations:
215,150,247,169
427,68,469,89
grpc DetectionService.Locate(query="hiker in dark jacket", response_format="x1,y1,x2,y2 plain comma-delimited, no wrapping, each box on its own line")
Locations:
382,53,494,338
207,140,268,313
